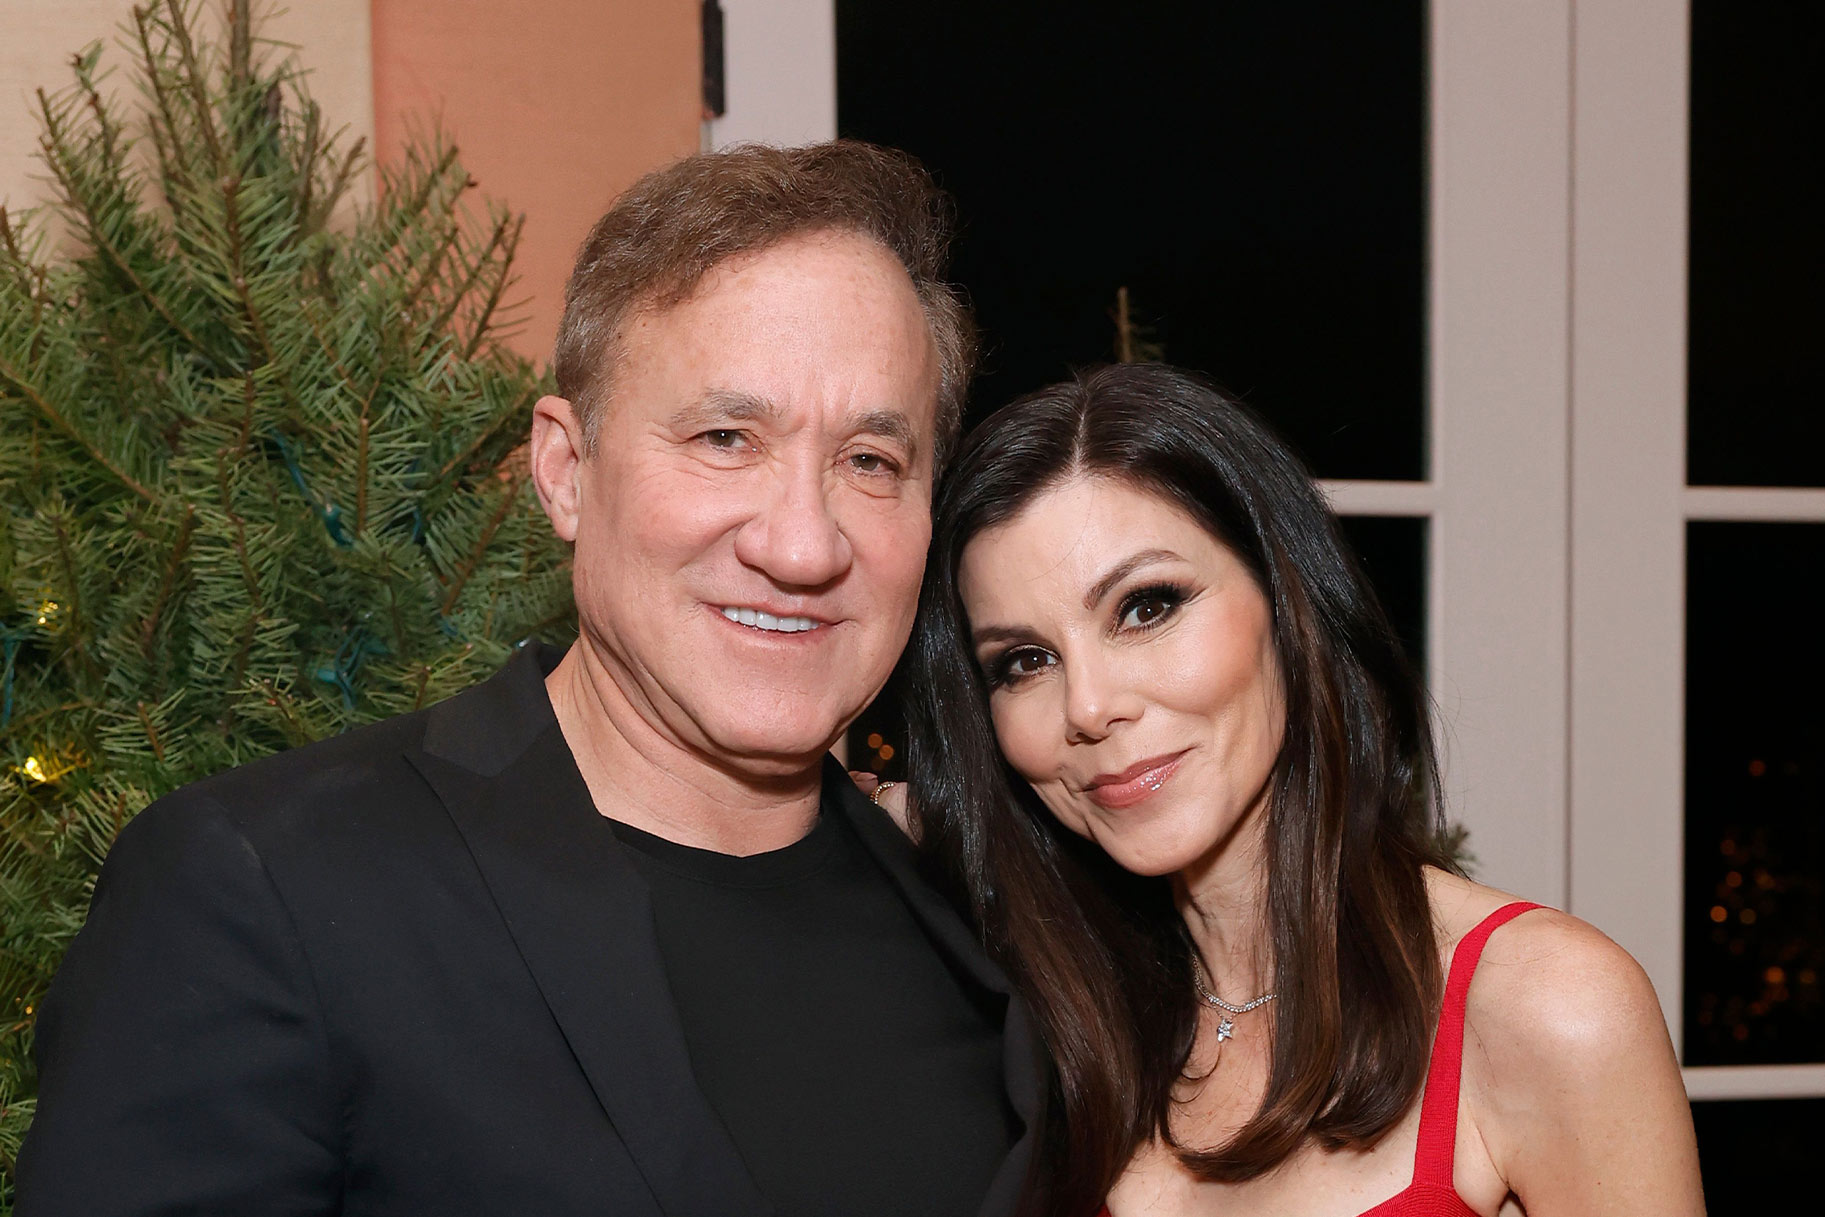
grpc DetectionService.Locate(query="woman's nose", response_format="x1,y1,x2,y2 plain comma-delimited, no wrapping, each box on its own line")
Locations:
1061,653,1143,743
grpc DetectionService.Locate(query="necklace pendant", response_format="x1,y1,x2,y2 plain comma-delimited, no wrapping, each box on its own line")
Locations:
1216,1016,1235,1042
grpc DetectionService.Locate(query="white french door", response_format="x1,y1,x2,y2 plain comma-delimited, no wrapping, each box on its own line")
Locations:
714,0,1825,1104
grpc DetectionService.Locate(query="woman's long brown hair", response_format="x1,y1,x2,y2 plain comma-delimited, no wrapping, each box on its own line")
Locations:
907,364,1454,1217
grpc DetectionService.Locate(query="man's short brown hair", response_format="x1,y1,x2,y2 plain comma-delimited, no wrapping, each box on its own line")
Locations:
552,140,975,470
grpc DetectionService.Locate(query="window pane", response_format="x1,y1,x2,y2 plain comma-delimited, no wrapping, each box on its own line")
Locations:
1684,523,1825,1065
1337,515,1427,673
1690,1098,1825,1215
1687,2,1825,487
836,1,1428,480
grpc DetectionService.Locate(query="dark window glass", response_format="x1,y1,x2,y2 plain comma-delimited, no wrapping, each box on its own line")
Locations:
848,514,1427,781
1684,523,1825,1065
1690,1098,1825,1215
836,1,1428,480
1688,3,1825,487
1337,515,1427,674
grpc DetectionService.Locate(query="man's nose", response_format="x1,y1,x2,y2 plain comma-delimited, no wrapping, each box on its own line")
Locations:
732,462,854,588
1063,652,1142,744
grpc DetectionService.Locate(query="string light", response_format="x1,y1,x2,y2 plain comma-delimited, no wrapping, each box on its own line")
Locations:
12,750,83,784
33,599,59,627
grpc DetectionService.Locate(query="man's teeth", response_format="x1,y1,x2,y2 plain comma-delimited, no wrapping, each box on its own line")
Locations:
720,607,821,633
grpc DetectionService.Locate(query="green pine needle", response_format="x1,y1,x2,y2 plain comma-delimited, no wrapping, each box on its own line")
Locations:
0,5,574,1201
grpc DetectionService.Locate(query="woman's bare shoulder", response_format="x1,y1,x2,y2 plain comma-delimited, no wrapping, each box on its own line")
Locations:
1427,871,1699,1210
1424,870,1667,1062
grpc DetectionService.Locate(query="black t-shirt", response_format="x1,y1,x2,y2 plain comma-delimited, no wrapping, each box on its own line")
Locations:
609,799,1014,1217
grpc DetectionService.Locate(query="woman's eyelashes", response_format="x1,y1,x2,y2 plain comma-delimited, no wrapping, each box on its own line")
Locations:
1115,581,1190,632
982,583,1194,689
985,646,1055,689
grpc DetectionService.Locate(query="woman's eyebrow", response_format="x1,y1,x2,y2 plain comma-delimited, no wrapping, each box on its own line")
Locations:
970,623,1041,649
1083,548,1183,610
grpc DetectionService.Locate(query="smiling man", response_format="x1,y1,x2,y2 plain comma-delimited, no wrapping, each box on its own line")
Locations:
18,143,1035,1217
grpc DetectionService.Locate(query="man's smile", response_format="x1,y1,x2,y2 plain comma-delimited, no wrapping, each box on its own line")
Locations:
716,605,831,633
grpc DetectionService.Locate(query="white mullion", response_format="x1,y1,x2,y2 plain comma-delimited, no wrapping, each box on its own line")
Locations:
1684,1065,1825,1101
1683,486,1825,522
1319,480,1434,518
1427,0,1574,908
1566,0,1691,1046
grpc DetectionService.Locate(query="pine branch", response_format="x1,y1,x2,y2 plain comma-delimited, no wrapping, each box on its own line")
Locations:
36,88,220,362
308,136,364,236
355,415,370,535
0,211,36,297
71,52,125,183
228,0,251,91
397,216,463,317
138,505,195,658
462,214,524,360
0,355,156,504
0,702,97,749
132,4,195,223
374,145,463,264
134,701,166,763
295,99,320,227
163,0,228,176
424,213,515,345
219,174,273,360
439,487,520,615
433,382,538,485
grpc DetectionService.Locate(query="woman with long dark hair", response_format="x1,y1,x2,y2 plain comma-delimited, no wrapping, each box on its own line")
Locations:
894,364,1702,1216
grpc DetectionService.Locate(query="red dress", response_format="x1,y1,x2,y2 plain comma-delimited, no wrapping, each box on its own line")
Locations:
1098,901,1543,1217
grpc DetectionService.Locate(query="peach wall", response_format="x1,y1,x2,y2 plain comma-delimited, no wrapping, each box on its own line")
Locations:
370,0,702,365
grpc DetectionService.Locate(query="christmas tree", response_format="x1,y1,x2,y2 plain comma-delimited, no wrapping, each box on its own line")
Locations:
0,3,574,1200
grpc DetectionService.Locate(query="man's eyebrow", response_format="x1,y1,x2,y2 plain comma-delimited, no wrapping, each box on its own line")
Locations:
1084,548,1184,610
850,408,919,458
667,389,781,433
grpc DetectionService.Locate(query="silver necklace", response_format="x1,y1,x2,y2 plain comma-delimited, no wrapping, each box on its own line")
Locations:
1191,957,1276,1043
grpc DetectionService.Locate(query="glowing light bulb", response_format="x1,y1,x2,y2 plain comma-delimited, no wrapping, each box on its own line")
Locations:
21,755,48,783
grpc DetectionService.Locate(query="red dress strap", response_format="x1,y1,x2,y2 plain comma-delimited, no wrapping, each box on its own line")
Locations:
1409,901,1545,1186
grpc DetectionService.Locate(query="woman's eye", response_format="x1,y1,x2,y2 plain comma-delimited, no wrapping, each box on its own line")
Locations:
1117,585,1185,630
990,648,1054,686
1122,599,1168,628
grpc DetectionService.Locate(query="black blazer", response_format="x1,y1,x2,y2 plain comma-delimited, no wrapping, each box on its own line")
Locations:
17,646,1040,1216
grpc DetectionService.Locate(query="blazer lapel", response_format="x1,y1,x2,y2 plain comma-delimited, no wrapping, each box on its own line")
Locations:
410,648,770,1217
827,760,1043,1217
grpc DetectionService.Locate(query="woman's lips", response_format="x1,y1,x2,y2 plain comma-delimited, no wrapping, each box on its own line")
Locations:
1085,750,1188,810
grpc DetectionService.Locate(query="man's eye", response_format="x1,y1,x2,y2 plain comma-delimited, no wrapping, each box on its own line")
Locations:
699,429,753,451
848,450,900,475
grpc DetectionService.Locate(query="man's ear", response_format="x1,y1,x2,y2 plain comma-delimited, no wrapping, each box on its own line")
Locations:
529,395,587,542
